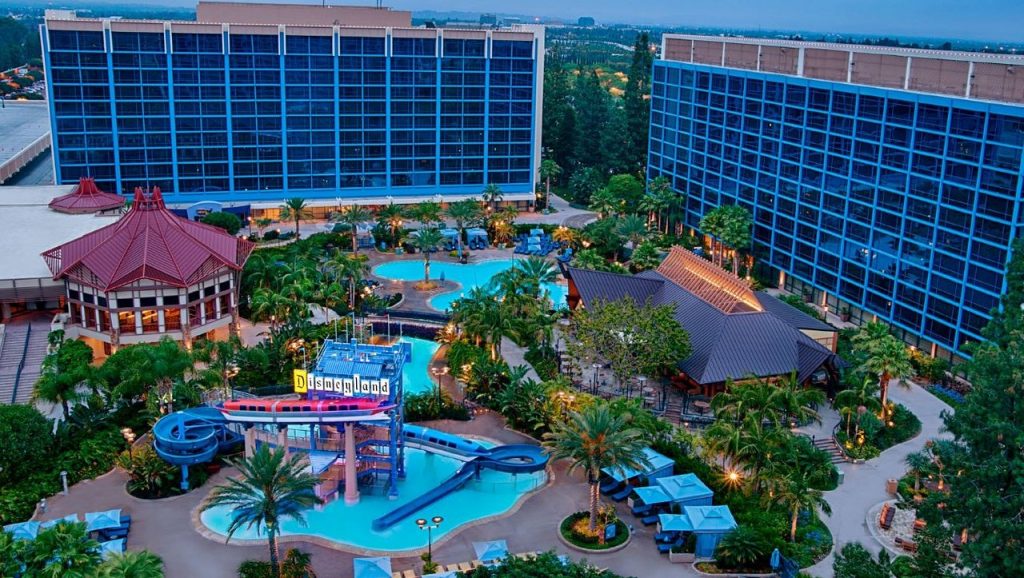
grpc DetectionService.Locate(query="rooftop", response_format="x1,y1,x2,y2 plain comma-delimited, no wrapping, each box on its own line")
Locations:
43,187,255,291
661,34,1024,105
0,184,119,281
48,178,124,214
0,101,50,183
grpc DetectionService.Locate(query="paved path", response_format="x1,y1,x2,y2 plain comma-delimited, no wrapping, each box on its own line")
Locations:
807,382,952,577
499,336,541,382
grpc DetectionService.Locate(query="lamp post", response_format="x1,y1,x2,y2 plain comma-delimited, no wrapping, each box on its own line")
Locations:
591,363,601,395
430,366,449,410
416,515,444,564
120,427,136,459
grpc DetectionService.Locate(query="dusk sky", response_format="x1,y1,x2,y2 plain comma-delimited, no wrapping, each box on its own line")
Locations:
380,0,1024,43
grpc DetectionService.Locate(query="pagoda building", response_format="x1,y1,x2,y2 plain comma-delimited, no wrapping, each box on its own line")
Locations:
42,187,255,353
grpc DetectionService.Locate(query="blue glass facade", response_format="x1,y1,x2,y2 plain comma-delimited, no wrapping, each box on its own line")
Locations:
648,60,1024,355
43,25,539,204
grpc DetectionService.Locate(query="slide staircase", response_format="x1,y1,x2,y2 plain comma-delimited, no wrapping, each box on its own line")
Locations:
372,425,548,530
152,406,242,467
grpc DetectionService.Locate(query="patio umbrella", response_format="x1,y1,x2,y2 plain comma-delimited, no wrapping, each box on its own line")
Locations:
353,556,393,578
473,539,510,562
421,572,458,578
85,509,122,532
633,485,672,506
657,513,694,532
3,521,40,541
770,548,781,569
98,539,125,560
41,514,81,529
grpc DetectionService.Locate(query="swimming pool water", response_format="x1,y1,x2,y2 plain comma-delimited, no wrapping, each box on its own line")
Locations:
373,259,568,311
199,447,546,551
399,336,439,396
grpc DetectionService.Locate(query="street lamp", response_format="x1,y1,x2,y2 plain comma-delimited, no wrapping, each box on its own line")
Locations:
430,366,449,409
120,427,136,459
416,515,444,564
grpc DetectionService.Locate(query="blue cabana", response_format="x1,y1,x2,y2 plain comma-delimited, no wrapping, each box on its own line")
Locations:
467,228,488,249
85,509,122,532
355,223,376,248
657,513,694,532
633,485,672,506
655,473,714,507
441,228,459,250
41,514,81,529
353,556,393,578
473,539,509,562
686,505,738,557
3,521,40,541
98,538,126,560
602,447,674,483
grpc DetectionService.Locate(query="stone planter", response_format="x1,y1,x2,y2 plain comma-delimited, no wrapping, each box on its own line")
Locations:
669,551,695,563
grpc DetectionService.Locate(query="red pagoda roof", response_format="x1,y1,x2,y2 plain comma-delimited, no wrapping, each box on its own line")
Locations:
42,187,256,291
48,177,125,214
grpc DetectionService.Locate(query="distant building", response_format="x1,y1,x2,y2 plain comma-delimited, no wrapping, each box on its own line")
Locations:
649,35,1024,362
577,17,595,27
480,13,497,26
41,2,545,212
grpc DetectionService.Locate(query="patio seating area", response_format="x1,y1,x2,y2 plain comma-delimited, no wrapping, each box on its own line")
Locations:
3,509,132,560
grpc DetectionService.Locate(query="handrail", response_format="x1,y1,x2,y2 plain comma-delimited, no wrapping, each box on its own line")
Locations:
10,325,32,404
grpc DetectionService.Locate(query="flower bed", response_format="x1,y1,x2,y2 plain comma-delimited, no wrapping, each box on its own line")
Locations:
558,512,630,551
926,384,964,407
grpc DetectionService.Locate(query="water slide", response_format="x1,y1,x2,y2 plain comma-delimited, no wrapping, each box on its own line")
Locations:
371,425,549,530
152,406,242,466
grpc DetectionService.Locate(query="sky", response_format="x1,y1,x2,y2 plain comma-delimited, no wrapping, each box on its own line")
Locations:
381,0,1024,43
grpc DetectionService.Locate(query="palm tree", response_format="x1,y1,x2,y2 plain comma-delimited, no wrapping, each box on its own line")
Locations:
33,341,94,420
412,228,445,285
376,203,405,247
543,403,650,533
26,521,100,578
326,249,368,310
251,289,293,330
254,217,274,239
513,256,557,296
853,323,914,408
718,205,753,275
767,469,832,542
539,159,562,210
279,198,312,238
335,205,373,254
552,226,579,249
767,372,825,427
96,550,165,578
406,201,442,227
201,446,322,578
699,207,726,266
193,336,241,399
588,188,621,218
444,198,483,257
481,183,503,213
647,176,675,233
905,450,933,493
572,248,609,271
147,338,194,414
834,375,882,435
616,214,649,250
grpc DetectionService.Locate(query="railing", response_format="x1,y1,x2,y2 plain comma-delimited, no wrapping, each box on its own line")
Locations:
9,325,32,404
0,133,50,184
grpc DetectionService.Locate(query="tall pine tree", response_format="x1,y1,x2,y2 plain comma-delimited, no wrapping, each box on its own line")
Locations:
623,32,654,171
925,239,1024,576
572,69,611,172
542,51,576,181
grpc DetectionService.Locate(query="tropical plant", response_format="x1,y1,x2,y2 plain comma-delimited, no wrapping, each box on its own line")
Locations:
766,468,832,542
543,403,650,532
481,183,503,212
552,226,580,249
251,289,298,330
32,339,95,419
117,445,180,498
444,198,483,257
539,159,562,209
406,201,443,227
832,542,895,578
192,336,242,398
834,375,882,435
25,521,101,578
647,176,678,233
0,405,53,486
629,241,662,271
588,187,622,218
852,322,914,408
375,203,405,247
201,211,243,235
411,228,445,285
279,198,312,238
615,214,649,249
254,217,274,238
201,446,322,578
715,526,772,570
334,205,372,254
95,550,165,578
325,249,368,310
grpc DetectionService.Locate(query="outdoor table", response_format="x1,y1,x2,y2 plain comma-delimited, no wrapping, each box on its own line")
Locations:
693,400,710,414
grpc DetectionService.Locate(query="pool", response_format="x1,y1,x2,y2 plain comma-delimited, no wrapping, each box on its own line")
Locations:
199,445,546,551
399,336,439,396
373,259,568,311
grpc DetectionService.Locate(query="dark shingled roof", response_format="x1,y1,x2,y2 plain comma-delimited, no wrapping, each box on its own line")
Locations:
568,259,840,385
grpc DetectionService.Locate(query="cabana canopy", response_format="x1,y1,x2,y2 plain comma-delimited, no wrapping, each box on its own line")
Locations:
85,509,122,532
685,505,737,533
98,538,125,560
3,521,40,541
473,539,509,562
601,447,674,483
353,557,393,578
633,485,672,505
657,513,694,532
422,572,458,578
655,473,714,506
41,514,81,529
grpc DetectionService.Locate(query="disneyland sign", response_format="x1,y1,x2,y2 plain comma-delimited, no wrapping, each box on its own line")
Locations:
293,369,390,396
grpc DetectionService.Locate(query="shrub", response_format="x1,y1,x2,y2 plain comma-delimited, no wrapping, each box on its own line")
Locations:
559,511,629,550
0,405,53,487
928,384,965,407
524,345,558,381
262,229,280,241
116,446,181,499
201,211,243,235
779,294,827,322
716,526,772,571
872,404,921,450
404,389,470,422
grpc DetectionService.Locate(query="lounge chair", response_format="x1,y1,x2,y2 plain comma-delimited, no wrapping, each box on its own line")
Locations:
630,503,651,516
402,570,416,578
599,479,621,494
641,514,660,526
392,573,402,578
471,560,484,568
654,531,677,543
446,564,461,572
458,562,474,572
610,486,632,502
658,535,684,554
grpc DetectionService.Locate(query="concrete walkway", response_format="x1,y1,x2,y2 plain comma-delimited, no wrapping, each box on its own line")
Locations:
807,382,952,577
499,336,541,382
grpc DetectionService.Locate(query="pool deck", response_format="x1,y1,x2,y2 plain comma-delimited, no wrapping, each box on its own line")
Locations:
33,411,694,578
